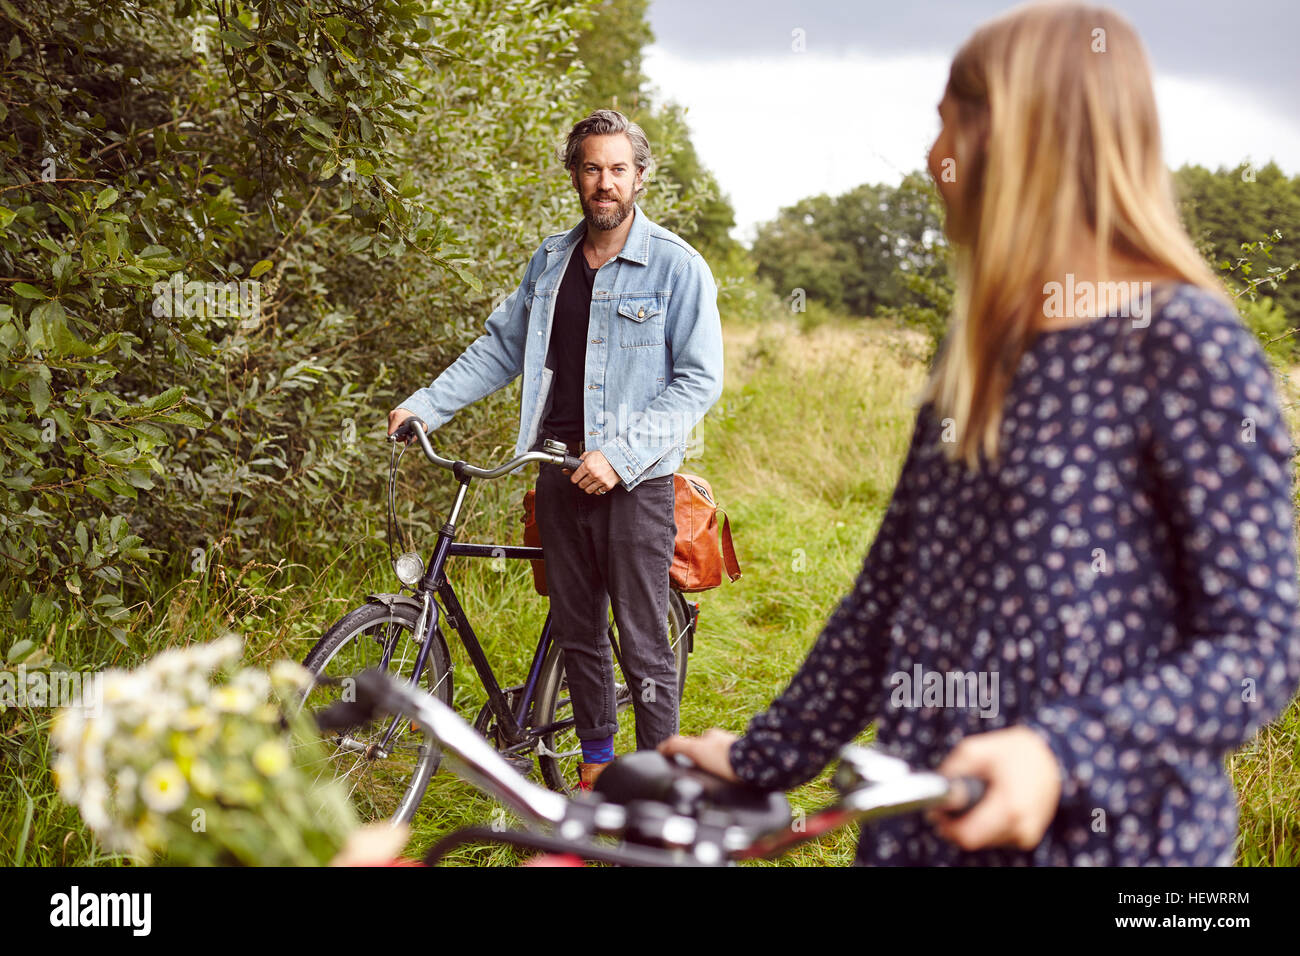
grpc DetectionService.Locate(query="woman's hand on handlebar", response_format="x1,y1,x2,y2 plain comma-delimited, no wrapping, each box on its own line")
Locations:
928,725,1062,852
657,728,742,784
388,408,428,444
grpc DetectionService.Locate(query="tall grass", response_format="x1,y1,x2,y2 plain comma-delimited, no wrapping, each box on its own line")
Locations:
3,314,1297,866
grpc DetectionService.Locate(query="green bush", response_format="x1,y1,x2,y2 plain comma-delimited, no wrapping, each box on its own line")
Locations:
0,0,712,651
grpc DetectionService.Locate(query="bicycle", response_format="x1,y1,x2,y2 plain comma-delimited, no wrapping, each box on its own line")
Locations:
315,668,988,867
299,415,697,824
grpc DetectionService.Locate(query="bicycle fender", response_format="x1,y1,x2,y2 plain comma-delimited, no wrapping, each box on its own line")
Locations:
366,592,426,614
366,593,453,664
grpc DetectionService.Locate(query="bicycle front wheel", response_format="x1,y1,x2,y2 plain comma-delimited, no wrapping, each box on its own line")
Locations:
300,600,453,826
533,590,692,792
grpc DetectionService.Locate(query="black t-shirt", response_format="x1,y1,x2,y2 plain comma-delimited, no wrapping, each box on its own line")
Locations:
541,246,597,444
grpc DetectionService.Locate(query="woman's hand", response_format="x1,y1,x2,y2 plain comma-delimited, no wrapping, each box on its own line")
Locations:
657,729,741,783
929,725,1062,851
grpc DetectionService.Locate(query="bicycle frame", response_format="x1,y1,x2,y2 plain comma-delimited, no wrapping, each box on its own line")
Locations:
381,431,662,762
386,469,556,753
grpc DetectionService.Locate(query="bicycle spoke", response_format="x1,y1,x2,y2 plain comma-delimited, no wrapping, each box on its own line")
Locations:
299,607,450,825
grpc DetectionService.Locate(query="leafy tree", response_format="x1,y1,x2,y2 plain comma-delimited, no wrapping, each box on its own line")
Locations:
751,172,946,320
1175,162,1300,323
0,0,609,646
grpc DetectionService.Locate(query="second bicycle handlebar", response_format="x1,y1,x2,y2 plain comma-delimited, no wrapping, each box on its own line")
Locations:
315,668,990,866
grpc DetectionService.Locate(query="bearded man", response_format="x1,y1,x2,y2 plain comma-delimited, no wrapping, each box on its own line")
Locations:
388,109,724,790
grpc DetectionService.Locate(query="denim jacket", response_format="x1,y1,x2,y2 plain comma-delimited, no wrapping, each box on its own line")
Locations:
397,203,724,489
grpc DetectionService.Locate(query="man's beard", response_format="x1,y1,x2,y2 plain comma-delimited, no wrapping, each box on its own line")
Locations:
581,189,635,231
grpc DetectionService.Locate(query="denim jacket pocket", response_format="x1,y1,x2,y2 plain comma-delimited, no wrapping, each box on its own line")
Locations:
616,294,666,348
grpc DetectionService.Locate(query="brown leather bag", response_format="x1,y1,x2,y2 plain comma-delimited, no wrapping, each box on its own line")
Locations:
521,488,549,595
669,473,742,592
520,473,741,597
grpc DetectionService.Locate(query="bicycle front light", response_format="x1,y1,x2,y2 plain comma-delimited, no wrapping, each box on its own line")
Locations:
393,552,425,587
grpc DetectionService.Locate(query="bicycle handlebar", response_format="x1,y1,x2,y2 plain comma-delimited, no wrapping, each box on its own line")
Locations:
315,668,989,867
391,415,585,475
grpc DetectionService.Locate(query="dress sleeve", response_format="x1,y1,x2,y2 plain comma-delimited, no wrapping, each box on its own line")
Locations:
727,411,927,790
1022,294,1300,808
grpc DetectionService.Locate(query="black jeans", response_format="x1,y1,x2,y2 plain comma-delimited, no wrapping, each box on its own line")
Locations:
533,461,679,750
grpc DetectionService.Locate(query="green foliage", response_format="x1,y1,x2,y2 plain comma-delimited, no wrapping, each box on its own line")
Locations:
751,171,947,320
638,102,737,259
0,0,608,646
709,241,786,326
1176,162,1300,323
568,0,654,111
1239,293,1289,346
1213,230,1300,362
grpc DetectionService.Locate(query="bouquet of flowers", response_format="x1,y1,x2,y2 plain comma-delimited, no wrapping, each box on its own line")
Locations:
49,634,399,866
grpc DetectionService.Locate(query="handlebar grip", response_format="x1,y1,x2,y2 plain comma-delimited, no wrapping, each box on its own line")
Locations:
314,669,392,730
946,775,987,816
391,416,426,443
561,455,584,471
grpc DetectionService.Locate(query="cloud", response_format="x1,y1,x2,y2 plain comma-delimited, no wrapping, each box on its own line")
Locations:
647,0,1300,115
642,43,1300,241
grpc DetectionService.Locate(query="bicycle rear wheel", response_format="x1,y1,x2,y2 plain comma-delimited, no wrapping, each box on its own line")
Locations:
532,590,692,792
300,600,453,825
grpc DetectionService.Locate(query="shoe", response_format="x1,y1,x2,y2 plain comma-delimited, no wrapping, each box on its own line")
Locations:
578,760,610,792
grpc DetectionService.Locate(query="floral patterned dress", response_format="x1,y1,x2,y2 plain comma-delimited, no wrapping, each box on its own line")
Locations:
729,283,1300,865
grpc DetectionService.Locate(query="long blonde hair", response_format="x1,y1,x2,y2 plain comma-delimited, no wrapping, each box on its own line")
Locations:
923,1,1224,469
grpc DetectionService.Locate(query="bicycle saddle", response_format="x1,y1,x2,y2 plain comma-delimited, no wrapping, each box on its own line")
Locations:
593,750,791,835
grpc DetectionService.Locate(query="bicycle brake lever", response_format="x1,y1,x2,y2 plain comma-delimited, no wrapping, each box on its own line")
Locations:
391,416,426,444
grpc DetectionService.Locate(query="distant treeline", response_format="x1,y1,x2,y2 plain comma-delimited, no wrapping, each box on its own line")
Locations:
747,161,1300,350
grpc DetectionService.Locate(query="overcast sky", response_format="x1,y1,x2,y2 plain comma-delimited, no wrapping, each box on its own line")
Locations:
642,0,1300,240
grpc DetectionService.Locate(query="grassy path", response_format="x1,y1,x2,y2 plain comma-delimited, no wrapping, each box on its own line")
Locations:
4,316,1295,866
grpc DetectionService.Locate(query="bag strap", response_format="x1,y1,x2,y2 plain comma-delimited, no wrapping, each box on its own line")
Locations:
718,510,741,582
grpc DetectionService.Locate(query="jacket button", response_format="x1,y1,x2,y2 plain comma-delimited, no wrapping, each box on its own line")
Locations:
637,309,645,318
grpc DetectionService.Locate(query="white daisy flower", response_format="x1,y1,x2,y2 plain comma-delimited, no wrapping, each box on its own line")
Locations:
140,760,188,813
252,739,290,778
211,685,256,714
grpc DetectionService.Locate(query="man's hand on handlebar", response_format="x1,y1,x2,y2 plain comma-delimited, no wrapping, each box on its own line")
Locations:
568,450,619,495
657,729,742,783
388,408,428,444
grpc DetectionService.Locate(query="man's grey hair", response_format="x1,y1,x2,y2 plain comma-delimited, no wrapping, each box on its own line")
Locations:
561,109,653,200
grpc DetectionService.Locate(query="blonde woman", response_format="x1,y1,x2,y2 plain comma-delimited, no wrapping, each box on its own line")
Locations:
662,2,1300,865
